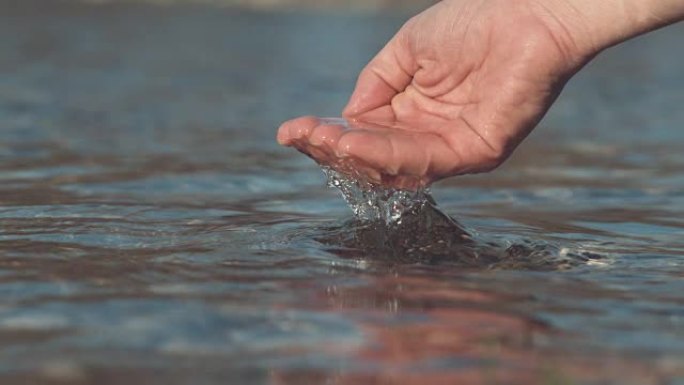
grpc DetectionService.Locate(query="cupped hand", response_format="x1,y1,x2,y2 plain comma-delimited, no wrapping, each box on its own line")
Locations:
278,0,594,189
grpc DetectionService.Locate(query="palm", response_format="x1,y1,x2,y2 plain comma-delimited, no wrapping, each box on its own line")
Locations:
278,0,585,189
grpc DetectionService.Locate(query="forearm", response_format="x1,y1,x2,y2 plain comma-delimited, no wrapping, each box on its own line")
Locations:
544,0,684,56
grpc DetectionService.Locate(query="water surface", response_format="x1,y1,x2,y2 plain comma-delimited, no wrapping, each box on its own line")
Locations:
0,1,683,384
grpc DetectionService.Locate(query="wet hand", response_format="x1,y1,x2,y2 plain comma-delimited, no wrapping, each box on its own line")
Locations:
277,116,460,189
279,0,681,189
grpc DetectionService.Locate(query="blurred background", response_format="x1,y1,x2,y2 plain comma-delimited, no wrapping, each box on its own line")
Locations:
78,0,437,11
1,1,683,384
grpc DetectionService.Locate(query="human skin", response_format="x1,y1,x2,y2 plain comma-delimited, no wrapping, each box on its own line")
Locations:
277,0,684,189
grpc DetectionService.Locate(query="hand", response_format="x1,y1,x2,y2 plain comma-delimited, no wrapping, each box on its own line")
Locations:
278,0,591,189
278,0,683,189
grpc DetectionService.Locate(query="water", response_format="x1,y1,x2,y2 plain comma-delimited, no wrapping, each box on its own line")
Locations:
323,166,432,224
1,1,683,384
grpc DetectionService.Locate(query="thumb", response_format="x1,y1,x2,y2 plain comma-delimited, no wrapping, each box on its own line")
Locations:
342,32,416,120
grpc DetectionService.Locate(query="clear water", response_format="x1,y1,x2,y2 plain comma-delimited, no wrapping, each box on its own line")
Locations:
323,166,433,224
1,1,683,384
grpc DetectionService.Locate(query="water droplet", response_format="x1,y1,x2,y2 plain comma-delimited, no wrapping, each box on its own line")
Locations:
321,167,431,225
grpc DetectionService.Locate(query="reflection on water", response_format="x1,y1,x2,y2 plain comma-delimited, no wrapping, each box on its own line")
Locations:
1,1,684,384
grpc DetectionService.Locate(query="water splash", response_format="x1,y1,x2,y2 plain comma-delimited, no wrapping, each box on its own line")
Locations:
322,167,432,225
318,133,606,269
319,167,605,269
318,166,479,265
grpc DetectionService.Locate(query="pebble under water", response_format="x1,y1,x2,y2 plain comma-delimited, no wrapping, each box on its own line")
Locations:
0,2,683,385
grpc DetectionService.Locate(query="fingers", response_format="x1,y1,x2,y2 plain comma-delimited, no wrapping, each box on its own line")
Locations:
278,116,471,189
277,115,319,146
337,128,460,181
277,116,348,166
343,32,416,118
337,130,398,174
309,123,344,148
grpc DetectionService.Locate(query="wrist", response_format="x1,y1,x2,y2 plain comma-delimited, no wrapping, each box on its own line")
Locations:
540,0,684,57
